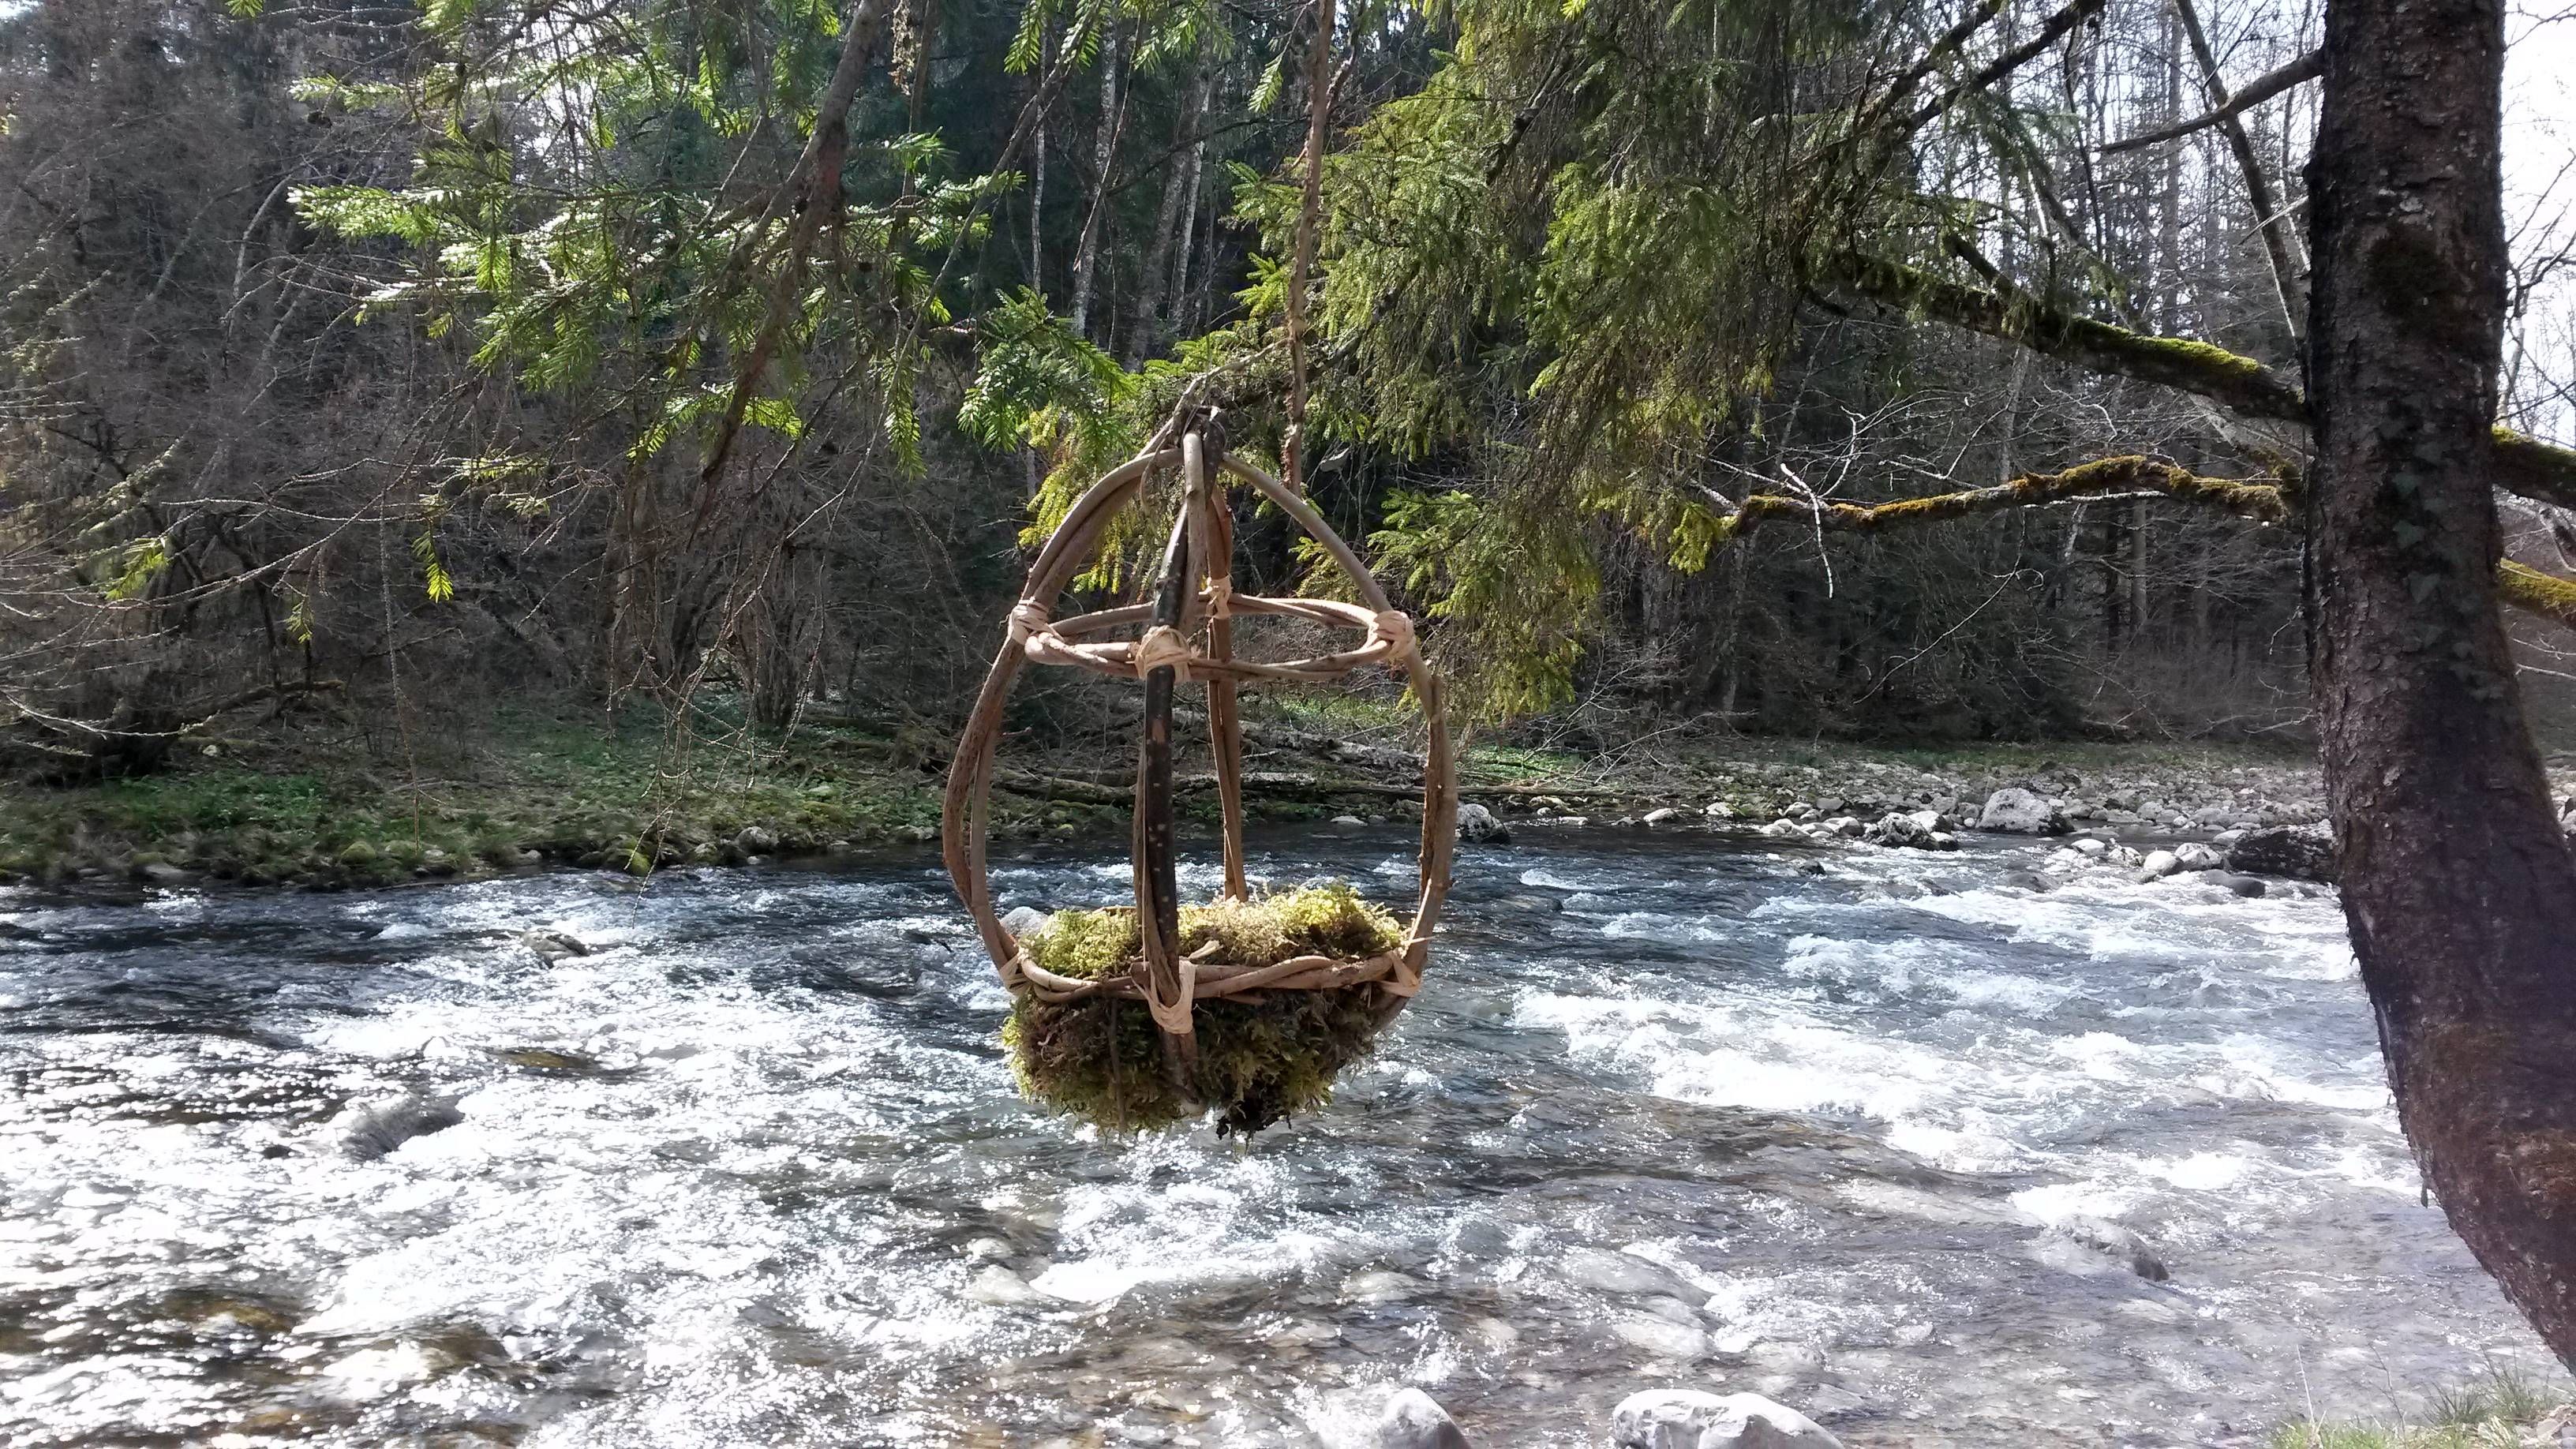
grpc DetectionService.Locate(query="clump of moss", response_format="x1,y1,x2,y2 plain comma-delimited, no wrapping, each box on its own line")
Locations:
1002,884,1409,1136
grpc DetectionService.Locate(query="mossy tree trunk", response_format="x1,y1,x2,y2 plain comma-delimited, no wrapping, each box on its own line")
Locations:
2307,0,2576,1366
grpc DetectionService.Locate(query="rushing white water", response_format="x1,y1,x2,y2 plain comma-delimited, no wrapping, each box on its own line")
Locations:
0,826,2554,1446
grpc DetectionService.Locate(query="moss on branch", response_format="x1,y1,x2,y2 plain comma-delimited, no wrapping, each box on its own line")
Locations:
1711,455,2576,636
1824,256,2576,514
1717,455,2291,544
2499,559,2576,631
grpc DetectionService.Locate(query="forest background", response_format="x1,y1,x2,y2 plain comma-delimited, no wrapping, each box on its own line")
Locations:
7,0,2576,872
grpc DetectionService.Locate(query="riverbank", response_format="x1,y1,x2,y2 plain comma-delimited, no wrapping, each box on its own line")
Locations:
3,706,2565,893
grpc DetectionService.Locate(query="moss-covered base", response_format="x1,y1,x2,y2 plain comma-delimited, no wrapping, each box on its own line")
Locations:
1003,885,1408,1136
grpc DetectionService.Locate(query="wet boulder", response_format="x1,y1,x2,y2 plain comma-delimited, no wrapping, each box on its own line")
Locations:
1975,788,2068,835
1457,803,1511,844
2173,842,2223,872
2213,872,2268,898
2137,849,2181,882
1863,811,1954,850
332,1092,463,1161
2052,1215,2170,1282
1373,1387,1472,1449
519,930,590,963
1002,906,1052,938
2225,824,2335,882
1610,1389,1842,1448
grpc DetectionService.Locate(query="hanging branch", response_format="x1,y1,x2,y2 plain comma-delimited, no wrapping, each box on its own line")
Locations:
2166,0,2307,350
2099,46,2322,156
696,0,893,498
1281,0,1335,497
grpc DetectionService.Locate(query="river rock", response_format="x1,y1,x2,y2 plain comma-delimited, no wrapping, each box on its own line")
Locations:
2173,842,2223,871
1863,810,1949,849
2213,872,2268,898
520,930,590,963
735,824,780,854
2138,849,2181,882
1643,807,1683,826
1002,906,1051,938
1705,802,1737,822
1976,788,2068,835
1609,1390,1842,1448
964,1264,1051,1309
1457,803,1511,844
1372,1387,1472,1449
333,1092,464,1160
2226,825,2334,882
2051,1215,2170,1281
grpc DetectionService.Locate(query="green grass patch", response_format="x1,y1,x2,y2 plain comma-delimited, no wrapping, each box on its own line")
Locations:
2267,1367,2567,1448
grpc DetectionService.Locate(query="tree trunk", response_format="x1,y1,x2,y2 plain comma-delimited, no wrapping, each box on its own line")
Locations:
1069,22,1121,339
2307,0,2576,1367
1137,51,1211,353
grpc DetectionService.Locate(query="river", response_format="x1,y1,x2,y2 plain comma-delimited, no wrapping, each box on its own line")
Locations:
0,826,2555,1446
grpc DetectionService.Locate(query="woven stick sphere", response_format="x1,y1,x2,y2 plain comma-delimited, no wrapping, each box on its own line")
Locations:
941,428,1458,1133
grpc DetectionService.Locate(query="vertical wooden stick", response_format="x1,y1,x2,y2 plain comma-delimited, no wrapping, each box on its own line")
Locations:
1133,504,1196,1077
1184,432,1251,900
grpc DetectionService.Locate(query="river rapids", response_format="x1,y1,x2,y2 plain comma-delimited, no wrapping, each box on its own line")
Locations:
0,826,2555,1445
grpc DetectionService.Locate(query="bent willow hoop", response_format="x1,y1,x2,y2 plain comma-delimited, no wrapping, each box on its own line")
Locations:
940,426,1458,1070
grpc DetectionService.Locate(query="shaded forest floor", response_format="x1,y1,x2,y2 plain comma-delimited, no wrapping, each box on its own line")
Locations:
0,694,2421,893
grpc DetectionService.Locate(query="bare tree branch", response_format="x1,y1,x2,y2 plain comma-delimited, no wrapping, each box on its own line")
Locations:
2099,46,2322,157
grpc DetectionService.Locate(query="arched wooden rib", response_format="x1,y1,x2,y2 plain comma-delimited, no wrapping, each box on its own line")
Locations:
942,444,1176,979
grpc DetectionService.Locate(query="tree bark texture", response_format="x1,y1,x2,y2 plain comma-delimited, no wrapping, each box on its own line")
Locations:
2306,0,2576,1366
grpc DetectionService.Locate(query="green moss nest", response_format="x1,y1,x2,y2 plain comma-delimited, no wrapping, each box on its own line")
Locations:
1002,884,1409,1136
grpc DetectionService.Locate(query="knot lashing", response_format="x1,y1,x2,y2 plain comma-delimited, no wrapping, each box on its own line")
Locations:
1370,610,1417,661
1005,599,1052,645
1131,624,1196,682
1143,955,1199,1035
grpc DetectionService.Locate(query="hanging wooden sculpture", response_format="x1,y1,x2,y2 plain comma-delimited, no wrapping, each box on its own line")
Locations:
942,421,1458,1135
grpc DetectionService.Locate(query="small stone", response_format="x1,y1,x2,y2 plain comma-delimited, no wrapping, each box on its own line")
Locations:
332,1093,462,1161
2052,1215,2170,1282
1609,1389,1843,1448
1643,807,1683,826
1976,788,2069,835
964,1264,1050,1309
1344,1270,1427,1304
1331,814,1368,828
2213,872,2268,898
2225,824,2335,882
137,862,194,886
1002,906,1052,938
520,930,590,963
1704,802,1736,822
1456,803,1511,844
2138,849,2181,882
1611,1314,1712,1360
735,824,781,854
1372,1387,1472,1449
2071,837,2107,858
